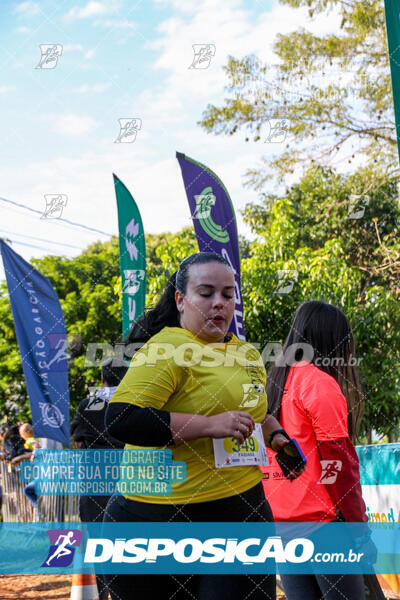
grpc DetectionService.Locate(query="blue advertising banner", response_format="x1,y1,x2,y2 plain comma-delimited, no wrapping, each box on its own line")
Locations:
0,241,70,445
176,152,245,340
0,522,398,575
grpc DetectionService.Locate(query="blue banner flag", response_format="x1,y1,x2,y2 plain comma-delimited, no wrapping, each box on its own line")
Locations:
0,241,70,446
176,152,245,340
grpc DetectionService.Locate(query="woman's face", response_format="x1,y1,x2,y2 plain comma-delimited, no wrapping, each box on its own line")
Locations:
175,262,235,343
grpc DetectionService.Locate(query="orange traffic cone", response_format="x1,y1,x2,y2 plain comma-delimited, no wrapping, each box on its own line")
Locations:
70,573,99,600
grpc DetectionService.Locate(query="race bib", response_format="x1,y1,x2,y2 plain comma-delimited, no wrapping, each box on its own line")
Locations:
213,423,268,468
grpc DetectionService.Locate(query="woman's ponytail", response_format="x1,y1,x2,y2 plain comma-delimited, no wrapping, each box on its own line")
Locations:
125,272,180,345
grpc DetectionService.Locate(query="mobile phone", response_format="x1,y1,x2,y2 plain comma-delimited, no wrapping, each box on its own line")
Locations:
275,438,307,479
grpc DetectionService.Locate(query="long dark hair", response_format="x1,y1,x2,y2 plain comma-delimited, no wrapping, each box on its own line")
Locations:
266,301,363,441
125,252,231,346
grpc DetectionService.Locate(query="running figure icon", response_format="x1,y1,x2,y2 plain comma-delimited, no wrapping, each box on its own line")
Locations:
46,531,77,566
42,529,82,568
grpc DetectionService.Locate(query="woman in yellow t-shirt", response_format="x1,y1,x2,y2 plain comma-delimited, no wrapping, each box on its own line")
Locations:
104,252,295,600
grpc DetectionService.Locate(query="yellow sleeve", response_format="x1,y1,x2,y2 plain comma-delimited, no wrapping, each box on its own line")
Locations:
110,341,180,410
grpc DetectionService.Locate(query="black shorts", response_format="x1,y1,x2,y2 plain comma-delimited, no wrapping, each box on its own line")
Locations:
103,482,276,600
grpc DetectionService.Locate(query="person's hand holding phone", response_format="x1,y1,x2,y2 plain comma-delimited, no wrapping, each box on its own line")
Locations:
270,433,290,452
274,438,307,482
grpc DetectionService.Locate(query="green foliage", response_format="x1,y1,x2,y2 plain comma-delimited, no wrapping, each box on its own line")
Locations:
198,0,400,438
0,182,399,438
3,0,400,440
241,166,400,438
199,0,397,183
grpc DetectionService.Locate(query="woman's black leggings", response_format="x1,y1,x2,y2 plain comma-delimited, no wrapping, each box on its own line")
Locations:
103,483,276,600
280,573,366,600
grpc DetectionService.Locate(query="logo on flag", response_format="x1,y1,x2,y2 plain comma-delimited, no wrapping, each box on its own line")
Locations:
193,187,230,243
39,402,65,428
122,269,145,295
125,218,139,260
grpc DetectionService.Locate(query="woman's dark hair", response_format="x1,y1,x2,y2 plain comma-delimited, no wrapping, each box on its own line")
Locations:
266,301,363,441
125,252,231,346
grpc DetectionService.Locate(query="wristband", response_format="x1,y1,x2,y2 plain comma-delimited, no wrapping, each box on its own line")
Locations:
268,428,291,447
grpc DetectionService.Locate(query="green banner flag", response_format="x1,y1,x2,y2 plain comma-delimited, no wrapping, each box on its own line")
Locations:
113,173,146,339
385,0,400,164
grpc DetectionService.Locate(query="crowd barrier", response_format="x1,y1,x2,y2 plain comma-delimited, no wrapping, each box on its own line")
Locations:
0,460,79,522
0,445,399,598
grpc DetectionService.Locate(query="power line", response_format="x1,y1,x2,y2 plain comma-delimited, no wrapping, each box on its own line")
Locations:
1,202,110,240
0,196,114,237
2,238,56,252
0,229,85,251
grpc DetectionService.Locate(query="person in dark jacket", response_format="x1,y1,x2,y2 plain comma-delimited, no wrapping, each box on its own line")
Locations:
2,424,30,461
71,360,128,451
71,358,128,600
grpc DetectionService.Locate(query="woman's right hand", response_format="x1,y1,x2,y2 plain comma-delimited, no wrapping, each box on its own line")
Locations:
206,411,255,444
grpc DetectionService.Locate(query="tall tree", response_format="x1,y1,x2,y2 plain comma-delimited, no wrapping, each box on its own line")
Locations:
241,165,400,439
199,0,397,185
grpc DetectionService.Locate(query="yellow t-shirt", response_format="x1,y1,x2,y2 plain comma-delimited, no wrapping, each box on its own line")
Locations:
110,326,268,504
24,437,40,450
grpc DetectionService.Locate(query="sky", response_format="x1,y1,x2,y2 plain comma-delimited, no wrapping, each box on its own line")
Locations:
0,0,340,280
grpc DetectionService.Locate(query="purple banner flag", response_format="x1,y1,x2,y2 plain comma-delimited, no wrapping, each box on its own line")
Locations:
176,152,245,340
